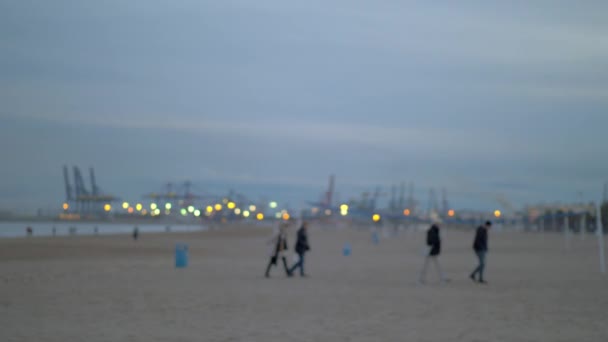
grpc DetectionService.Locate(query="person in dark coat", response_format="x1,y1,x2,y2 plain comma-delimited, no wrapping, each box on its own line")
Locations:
288,221,310,277
264,223,290,278
470,221,491,283
418,223,447,284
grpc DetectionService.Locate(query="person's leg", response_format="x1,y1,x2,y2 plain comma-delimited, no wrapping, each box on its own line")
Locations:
470,252,482,280
478,251,486,282
432,256,445,282
299,253,305,276
264,258,274,277
288,254,302,275
418,256,430,283
281,257,290,275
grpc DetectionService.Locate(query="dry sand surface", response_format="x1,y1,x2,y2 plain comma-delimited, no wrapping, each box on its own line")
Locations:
1,224,607,341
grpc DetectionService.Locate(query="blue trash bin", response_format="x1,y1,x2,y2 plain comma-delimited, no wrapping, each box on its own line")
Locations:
343,243,351,256
175,243,189,268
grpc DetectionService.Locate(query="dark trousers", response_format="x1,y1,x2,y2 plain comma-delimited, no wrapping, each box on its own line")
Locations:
471,250,486,280
265,256,290,276
289,253,305,276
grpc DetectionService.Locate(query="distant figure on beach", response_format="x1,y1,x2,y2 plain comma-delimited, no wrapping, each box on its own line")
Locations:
418,223,447,284
26,227,33,237
132,227,139,241
470,221,491,284
264,223,290,278
288,221,310,277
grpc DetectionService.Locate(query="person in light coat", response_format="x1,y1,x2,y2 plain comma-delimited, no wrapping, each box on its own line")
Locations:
264,223,290,278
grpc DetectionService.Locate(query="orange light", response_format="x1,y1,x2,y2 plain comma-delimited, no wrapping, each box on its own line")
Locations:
403,209,411,216
62,203,69,211
282,212,290,221
494,210,502,218
128,207,134,214
448,209,455,217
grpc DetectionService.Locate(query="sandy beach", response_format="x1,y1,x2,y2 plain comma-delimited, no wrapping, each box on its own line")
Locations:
1,224,607,341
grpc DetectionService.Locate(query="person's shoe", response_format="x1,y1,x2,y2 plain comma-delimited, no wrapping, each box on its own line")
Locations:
479,279,488,284
469,274,477,282
265,274,270,278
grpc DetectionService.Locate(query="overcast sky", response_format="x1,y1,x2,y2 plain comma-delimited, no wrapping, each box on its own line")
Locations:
1,1,607,212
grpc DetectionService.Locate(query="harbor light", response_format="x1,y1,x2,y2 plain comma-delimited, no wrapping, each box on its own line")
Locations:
325,209,331,216
256,213,264,221
150,203,158,210
122,202,129,209
448,209,455,217
187,205,194,213
128,207,134,214
275,212,282,219
340,204,348,211
234,208,241,215
206,205,213,213
372,214,381,222
180,208,187,216
104,204,112,212
249,205,257,212
403,209,411,216
194,209,201,217
243,210,250,218
269,201,278,209
154,208,160,215
214,203,222,211
136,203,143,211
227,202,236,209
62,203,69,211
165,203,172,210
494,210,502,218
282,212,290,221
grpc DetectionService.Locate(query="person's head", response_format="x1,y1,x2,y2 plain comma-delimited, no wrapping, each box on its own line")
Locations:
485,221,493,229
431,224,440,230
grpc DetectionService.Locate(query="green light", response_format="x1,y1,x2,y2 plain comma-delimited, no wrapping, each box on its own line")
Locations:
165,203,172,210
180,208,187,216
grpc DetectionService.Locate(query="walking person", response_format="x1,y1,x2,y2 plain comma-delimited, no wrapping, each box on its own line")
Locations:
288,221,310,277
418,223,447,284
264,223,290,278
470,221,492,284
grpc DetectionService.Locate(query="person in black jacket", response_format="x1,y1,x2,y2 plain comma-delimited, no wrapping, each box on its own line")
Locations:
288,221,310,277
418,223,447,284
470,221,491,284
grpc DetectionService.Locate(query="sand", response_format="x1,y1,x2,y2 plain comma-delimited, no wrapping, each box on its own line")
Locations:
0,224,607,341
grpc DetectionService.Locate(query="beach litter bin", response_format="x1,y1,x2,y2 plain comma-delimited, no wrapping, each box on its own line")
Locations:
175,243,189,268
343,243,351,256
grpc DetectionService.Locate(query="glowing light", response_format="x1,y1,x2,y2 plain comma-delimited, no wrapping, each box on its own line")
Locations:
494,210,502,218
154,208,160,215
194,209,201,217
62,203,69,211
325,209,331,216
448,209,455,217
282,212,290,221
103,204,112,212
269,201,278,209
227,202,236,209
180,208,187,216
187,205,194,213
243,210,250,218
256,213,264,221
206,206,213,213
340,209,348,216
222,198,228,204
150,203,158,210
234,208,241,215
141,209,148,215
275,212,282,219
249,205,257,212
403,209,411,216
136,203,143,211
128,207,134,214
311,207,319,214
372,214,381,222
165,203,172,210
214,204,222,211
340,204,348,211
122,202,129,209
